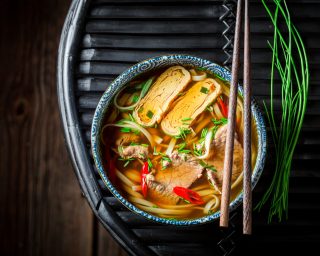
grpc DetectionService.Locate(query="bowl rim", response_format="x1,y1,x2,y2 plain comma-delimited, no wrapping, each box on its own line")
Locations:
91,54,267,226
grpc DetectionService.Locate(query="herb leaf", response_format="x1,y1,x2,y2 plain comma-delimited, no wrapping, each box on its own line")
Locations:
147,158,153,169
199,160,217,172
175,127,192,140
120,127,131,133
200,86,209,94
132,94,139,103
212,118,228,125
146,110,154,119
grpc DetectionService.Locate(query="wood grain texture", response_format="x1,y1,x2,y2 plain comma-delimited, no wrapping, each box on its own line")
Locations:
243,0,252,235
0,0,126,255
97,221,128,256
220,0,242,228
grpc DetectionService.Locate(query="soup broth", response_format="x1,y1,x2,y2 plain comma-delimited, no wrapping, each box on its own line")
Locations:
101,65,258,220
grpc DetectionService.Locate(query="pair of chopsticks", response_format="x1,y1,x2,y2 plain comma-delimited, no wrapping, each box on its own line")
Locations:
220,0,252,235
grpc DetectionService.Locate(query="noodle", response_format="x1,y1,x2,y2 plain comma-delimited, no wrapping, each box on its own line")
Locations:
116,169,134,187
231,172,243,189
121,184,143,199
123,169,141,183
101,67,258,220
157,202,196,209
132,185,142,191
138,205,193,215
203,195,220,214
213,103,223,119
197,189,216,197
128,196,157,207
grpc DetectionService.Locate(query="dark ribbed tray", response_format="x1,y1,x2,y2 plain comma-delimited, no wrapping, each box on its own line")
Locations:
57,0,320,255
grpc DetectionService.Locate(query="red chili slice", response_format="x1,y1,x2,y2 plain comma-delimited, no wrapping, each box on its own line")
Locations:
217,97,228,118
141,162,149,198
173,186,205,205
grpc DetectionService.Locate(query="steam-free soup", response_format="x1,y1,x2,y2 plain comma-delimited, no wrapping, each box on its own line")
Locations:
100,65,257,220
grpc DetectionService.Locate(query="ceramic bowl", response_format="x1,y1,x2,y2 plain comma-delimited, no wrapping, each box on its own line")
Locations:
91,54,267,225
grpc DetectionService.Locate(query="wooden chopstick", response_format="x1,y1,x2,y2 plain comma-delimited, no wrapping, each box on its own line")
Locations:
243,0,252,235
219,0,252,234
220,0,243,228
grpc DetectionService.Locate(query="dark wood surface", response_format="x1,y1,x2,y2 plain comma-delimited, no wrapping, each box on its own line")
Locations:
0,0,127,255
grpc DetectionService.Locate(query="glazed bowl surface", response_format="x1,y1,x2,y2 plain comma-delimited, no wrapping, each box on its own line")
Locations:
91,54,267,226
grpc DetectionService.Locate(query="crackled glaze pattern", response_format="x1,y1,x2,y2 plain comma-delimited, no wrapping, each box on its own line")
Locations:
91,55,267,226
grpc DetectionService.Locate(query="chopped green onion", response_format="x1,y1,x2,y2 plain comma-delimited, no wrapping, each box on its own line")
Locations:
200,86,209,94
161,156,171,162
118,146,123,154
177,142,186,150
118,157,135,167
147,158,153,169
132,94,139,103
153,146,158,155
201,128,208,139
199,160,216,172
179,149,191,154
181,117,192,122
212,118,228,125
214,74,227,82
128,113,135,122
113,78,153,111
206,106,213,113
175,127,192,140
120,127,131,133
182,199,191,204
123,160,132,167
146,110,154,119
139,153,145,158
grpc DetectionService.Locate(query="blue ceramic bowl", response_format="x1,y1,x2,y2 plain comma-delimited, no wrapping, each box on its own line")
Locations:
91,54,267,226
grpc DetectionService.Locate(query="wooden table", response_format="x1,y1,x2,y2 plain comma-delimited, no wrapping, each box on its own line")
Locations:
0,0,126,255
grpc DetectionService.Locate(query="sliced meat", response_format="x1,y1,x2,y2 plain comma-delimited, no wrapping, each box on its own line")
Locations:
161,78,222,136
147,151,204,204
115,132,140,146
133,66,191,127
205,125,243,193
119,145,148,160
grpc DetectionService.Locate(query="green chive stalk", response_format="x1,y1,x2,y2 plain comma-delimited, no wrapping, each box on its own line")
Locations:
256,0,309,222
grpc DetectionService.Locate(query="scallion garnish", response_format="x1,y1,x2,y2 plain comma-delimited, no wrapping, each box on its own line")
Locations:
212,118,228,125
128,113,135,122
118,157,135,167
201,128,208,139
196,67,206,72
146,110,154,119
200,86,209,94
199,160,216,172
256,0,310,222
113,78,153,111
147,158,153,169
132,94,139,103
120,127,131,133
175,127,192,140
